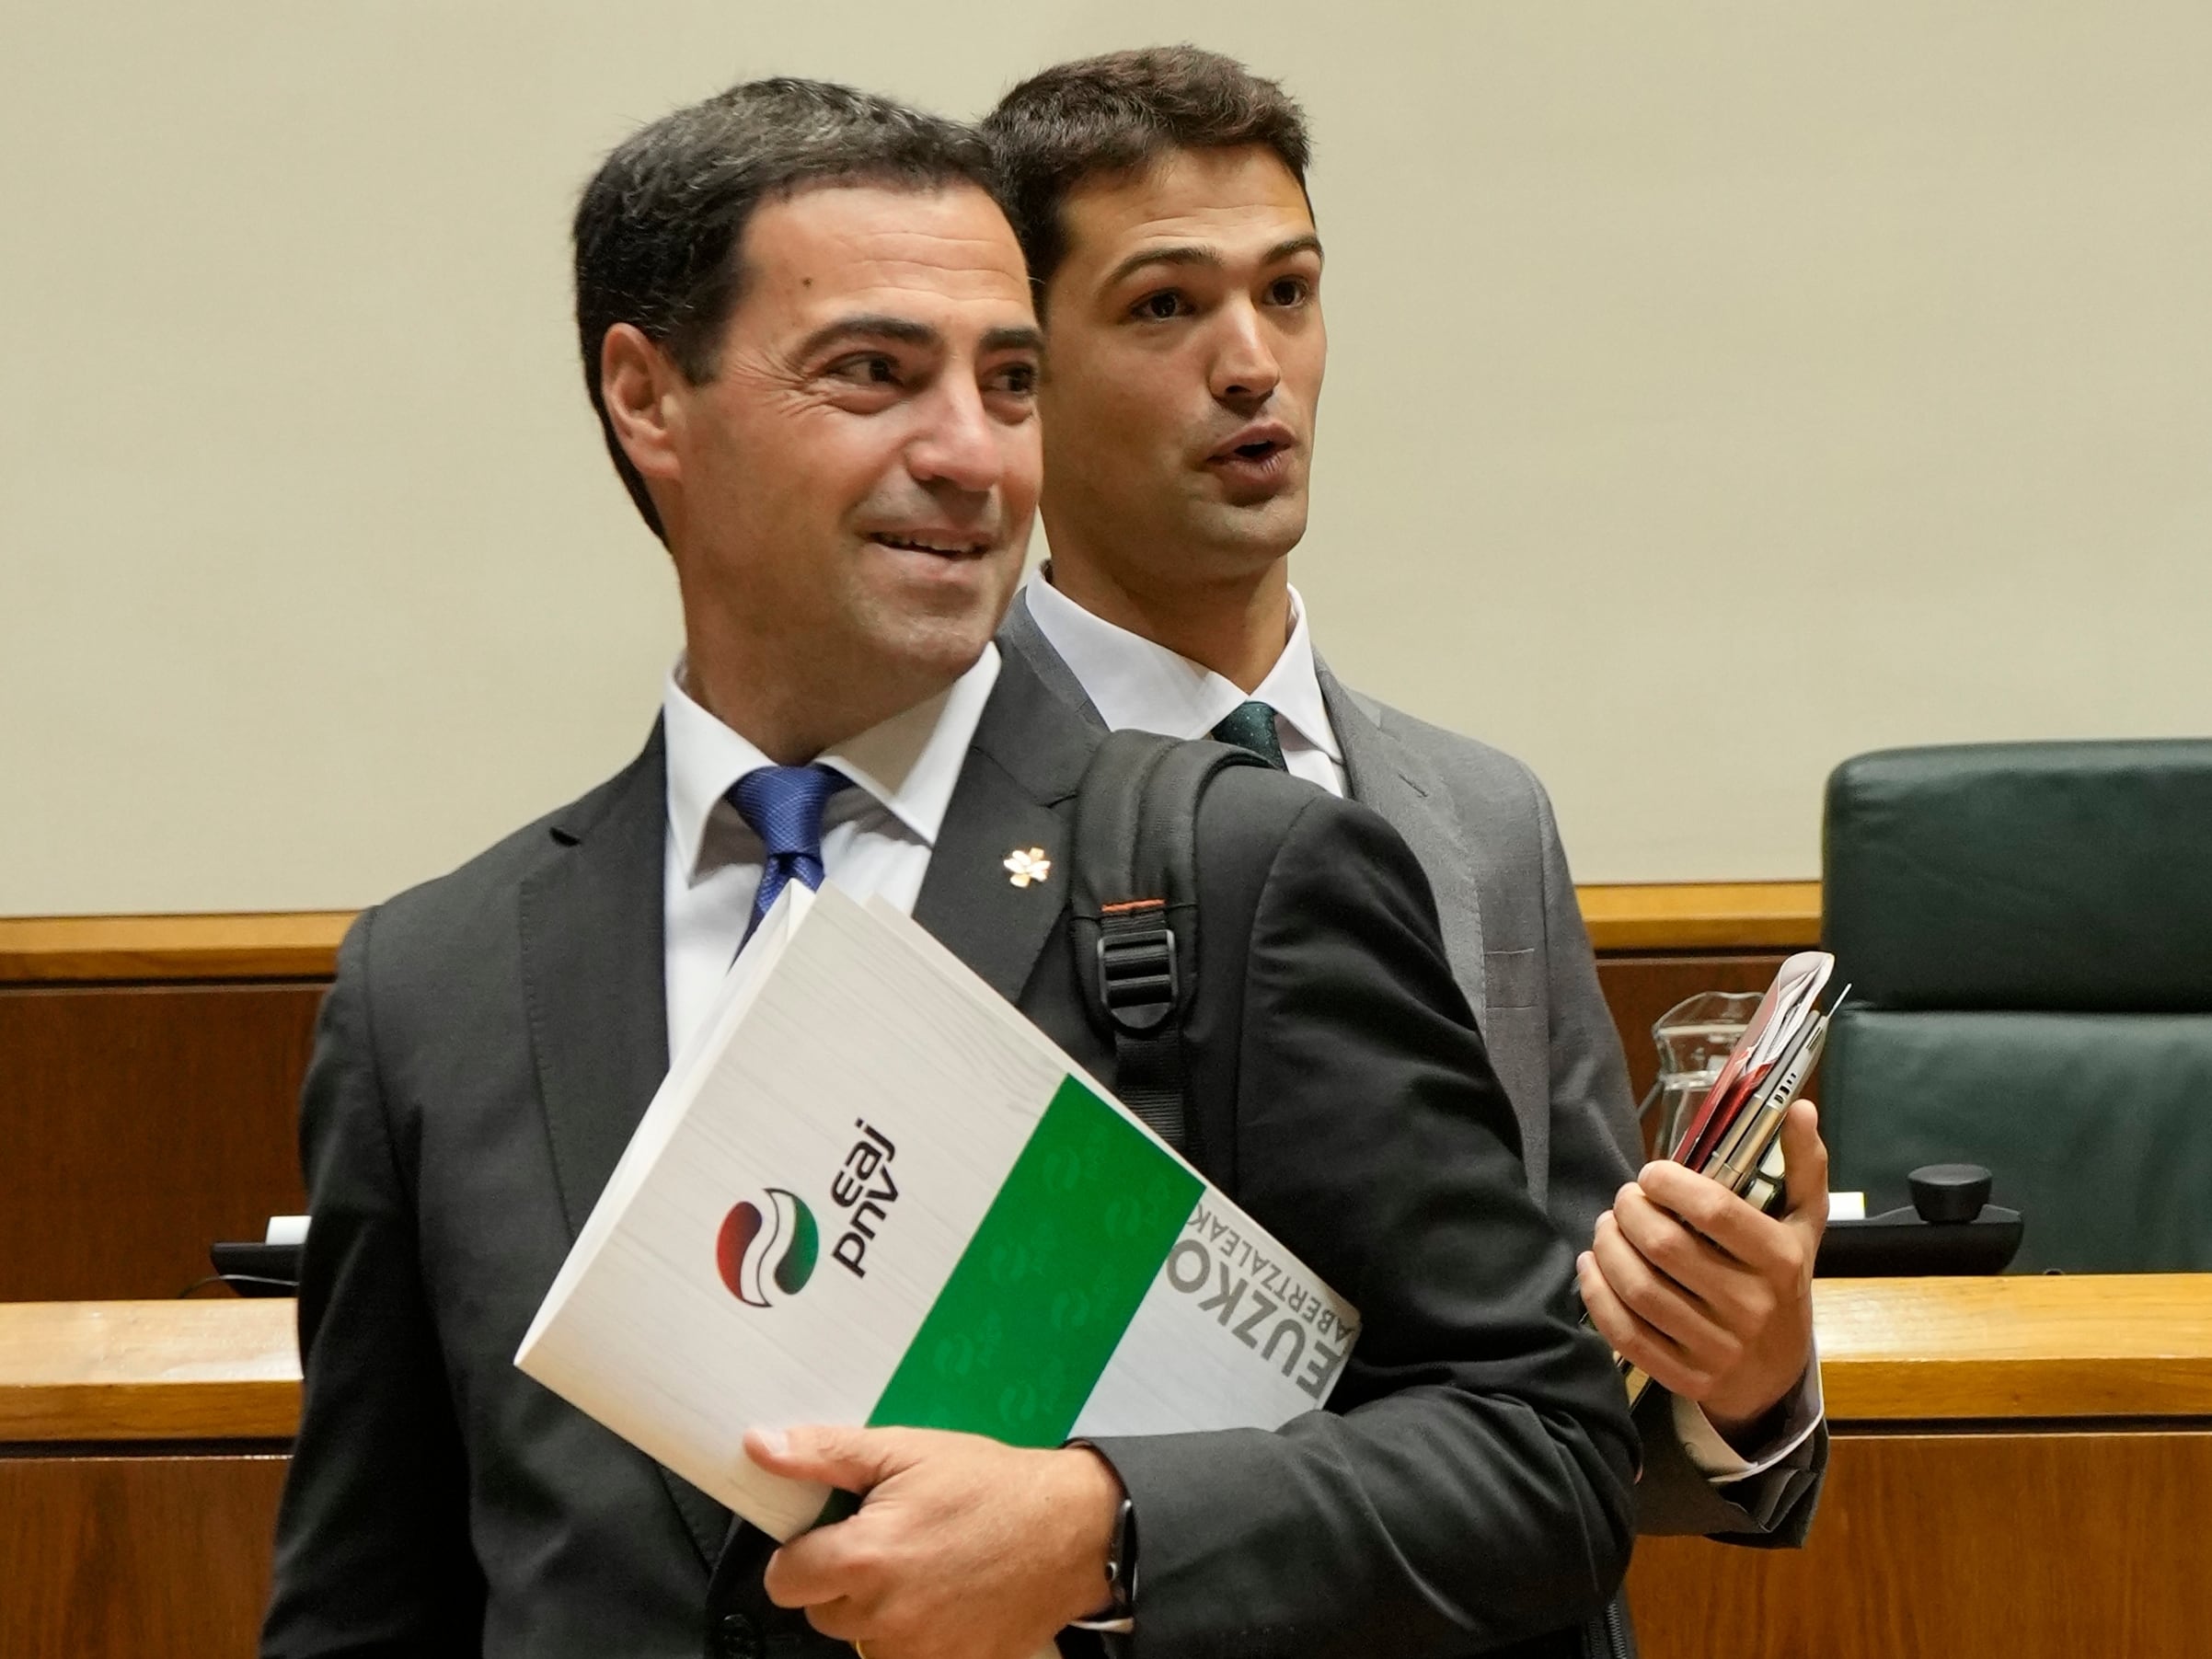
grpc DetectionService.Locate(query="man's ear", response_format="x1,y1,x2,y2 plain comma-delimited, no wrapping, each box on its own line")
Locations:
600,322,687,489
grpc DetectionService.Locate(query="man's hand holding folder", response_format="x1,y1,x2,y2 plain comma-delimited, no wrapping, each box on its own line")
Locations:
746,1423,1121,1659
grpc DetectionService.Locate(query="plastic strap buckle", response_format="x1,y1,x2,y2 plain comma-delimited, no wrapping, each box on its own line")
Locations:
1096,900,1178,1034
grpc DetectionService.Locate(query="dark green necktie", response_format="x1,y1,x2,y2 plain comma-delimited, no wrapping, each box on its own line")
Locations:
1210,700,1286,770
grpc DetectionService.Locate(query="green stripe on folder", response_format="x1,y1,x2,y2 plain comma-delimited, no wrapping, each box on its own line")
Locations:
868,1076,1201,1446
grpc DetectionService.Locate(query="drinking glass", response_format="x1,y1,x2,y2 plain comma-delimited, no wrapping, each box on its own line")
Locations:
1641,991,1764,1159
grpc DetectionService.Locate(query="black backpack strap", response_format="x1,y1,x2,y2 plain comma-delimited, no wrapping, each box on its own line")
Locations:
1069,731,1271,1161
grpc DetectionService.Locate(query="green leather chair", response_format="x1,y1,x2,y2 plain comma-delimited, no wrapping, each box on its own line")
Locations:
1820,739,2212,1273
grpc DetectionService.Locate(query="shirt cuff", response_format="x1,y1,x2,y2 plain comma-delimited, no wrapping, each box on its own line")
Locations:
1671,1349,1825,1483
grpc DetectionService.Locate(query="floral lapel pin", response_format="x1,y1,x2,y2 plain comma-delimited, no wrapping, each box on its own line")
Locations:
1004,847,1052,888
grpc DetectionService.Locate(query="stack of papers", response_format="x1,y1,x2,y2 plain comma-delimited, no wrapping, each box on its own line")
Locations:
517,882,1359,1541
1668,950,1836,1208
1618,950,1837,1407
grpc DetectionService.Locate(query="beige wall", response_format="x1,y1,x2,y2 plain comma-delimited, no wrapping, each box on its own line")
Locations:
6,2,2208,914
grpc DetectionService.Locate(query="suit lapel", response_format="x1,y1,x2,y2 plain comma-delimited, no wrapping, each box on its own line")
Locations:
995,586,1110,732
520,723,672,1240
912,645,1095,1003
1317,660,1491,1022
517,720,731,1567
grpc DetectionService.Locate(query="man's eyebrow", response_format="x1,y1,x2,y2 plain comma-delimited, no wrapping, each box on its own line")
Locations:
980,324,1045,355
1102,244,1222,290
793,314,939,361
1103,233,1325,291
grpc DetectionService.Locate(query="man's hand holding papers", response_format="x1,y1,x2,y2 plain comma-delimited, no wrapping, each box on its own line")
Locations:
748,1423,1121,1658
1576,1099,1828,1443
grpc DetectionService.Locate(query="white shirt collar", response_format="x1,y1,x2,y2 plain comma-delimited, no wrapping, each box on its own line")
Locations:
662,645,1002,881
1023,567,1341,760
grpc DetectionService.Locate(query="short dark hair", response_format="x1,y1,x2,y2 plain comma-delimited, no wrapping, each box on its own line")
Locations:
982,46,1311,299
573,77,1003,539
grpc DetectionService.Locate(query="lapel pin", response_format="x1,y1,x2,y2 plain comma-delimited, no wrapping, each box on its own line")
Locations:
1004,847,1052,888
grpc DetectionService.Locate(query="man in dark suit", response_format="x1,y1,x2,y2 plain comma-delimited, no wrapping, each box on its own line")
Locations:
980,49,1830,1653
261,77,1633,1659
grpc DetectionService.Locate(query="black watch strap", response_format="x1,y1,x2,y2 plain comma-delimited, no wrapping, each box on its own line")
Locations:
1070,1494,1138,1632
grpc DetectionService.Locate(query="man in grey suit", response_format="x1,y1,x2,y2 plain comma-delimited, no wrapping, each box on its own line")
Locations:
263,77,1635,1659
983,47,1829,1643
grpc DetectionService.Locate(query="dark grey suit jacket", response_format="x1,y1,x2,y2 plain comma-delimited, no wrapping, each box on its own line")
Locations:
262,646,1634,1659
998,591,1826,1552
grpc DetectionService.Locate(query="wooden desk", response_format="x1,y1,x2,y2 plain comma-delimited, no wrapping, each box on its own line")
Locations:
4,1276,2207,1657
0,1300,297,1659
1630,1274,2212,1658
0,1299,300,1442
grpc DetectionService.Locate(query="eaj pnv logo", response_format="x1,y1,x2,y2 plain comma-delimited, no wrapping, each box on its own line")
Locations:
717,1188,820,1308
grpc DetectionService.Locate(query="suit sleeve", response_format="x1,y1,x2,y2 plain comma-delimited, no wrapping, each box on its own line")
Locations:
1087,789,1638,1659
261,911,485,1658
1523,775,1641,1253
1523,778,1829,1548
1633,1388,1828,1543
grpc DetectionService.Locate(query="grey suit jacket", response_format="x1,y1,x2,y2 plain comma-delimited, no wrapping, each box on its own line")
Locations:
998,589,1826,1550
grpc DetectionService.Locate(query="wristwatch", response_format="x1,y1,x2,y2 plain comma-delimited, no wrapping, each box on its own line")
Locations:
1069,1494,1138,1634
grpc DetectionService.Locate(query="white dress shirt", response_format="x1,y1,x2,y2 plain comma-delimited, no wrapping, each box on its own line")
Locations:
1024,569,1344,794
1024,567,1823,1486
662,646,1001,1062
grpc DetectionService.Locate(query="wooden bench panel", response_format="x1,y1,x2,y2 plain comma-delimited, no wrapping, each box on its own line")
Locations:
0,985,317,1301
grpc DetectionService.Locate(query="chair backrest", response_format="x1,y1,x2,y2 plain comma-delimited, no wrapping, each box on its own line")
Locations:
1820,739,2212,1272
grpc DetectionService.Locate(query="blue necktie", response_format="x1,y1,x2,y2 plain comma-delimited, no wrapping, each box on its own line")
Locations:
728,764,849,944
